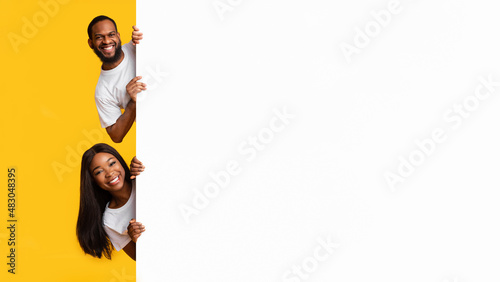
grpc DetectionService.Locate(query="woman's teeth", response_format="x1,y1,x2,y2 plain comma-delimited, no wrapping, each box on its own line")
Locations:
109,176,119,184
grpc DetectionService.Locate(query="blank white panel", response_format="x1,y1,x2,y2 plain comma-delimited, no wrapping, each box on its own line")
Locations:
137,1,500,281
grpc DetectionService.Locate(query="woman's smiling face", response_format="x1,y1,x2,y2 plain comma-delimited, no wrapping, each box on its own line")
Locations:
90,152,126,192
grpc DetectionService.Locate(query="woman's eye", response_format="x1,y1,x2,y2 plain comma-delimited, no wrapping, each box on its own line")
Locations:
95,170,102,176
110,161,116,166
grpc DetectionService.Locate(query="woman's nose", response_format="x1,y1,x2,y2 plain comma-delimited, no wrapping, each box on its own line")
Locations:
104,168,113,177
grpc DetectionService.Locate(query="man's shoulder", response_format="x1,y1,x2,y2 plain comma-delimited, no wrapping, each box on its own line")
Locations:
95,78,113,98
122,41,136,61
122,41,135,53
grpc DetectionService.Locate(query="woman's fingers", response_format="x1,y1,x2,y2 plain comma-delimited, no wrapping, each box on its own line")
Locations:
130,156,145,179
127,219,145,242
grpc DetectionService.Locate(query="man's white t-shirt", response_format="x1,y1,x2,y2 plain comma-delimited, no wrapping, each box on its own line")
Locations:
94,42,136,128
102,182,136,251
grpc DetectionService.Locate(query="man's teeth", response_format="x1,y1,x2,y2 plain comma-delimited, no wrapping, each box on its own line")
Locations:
103,46,113,50
109,176,119,184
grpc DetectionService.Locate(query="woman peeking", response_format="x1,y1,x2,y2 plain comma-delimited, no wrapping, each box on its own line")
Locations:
76,143,145,260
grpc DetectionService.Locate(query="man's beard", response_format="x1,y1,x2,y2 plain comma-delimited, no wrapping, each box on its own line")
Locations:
93,41,123,64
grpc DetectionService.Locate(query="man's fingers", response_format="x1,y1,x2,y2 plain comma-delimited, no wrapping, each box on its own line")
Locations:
134,85,146,91
127,80,147,96
131,25,142,45
129,80,146,87
130,76,142,83
131,86,146,94
131,82,146,90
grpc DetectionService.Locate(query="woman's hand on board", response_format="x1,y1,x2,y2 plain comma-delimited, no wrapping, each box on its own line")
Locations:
130,156,145,179
127,219,146,243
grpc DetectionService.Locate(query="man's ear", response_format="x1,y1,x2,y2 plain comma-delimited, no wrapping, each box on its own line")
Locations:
88,38,94,49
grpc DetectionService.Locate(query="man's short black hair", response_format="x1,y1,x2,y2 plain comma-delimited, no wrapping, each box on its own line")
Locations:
87,15,118,39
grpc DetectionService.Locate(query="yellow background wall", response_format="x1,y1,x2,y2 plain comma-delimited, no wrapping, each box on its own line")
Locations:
1,0,137,281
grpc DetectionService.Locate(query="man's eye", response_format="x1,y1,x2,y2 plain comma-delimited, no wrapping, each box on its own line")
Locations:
96,36,102,40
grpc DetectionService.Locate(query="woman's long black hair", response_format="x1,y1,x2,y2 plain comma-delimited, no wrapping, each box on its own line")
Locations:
76,143,131,259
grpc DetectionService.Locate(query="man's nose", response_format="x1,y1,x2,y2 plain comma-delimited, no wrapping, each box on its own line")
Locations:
103,35,112,44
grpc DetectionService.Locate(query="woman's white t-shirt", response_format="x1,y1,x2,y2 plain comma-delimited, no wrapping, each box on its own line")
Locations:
102,182,136,251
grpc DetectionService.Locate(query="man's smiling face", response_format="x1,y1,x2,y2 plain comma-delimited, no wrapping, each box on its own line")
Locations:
88,19,122,64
